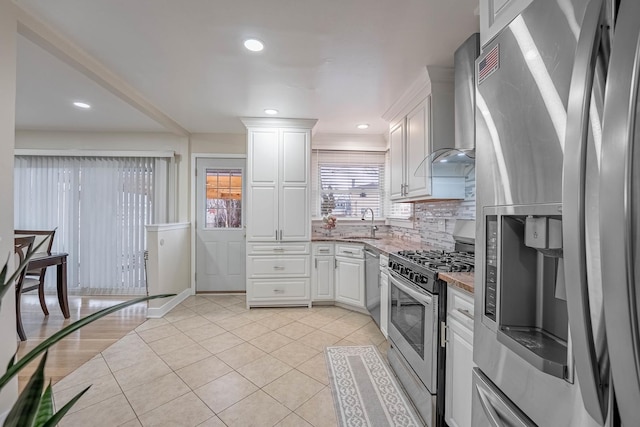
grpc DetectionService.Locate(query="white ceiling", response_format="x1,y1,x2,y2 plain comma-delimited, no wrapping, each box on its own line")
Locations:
15,0,480,136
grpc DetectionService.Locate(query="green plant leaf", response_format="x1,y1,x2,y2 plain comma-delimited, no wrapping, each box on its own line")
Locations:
0,233,54,306
33,381,54,427
2,351,48,427
0,293,173,392
6,350,16,373
39,385,91,427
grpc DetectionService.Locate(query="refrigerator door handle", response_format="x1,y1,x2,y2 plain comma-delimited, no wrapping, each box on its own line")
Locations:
476,384,505,427
562,0,608,423
600,1,640,425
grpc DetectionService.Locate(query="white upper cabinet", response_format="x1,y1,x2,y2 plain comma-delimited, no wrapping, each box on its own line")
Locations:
479,0,533,48
385,66,459,202
243,118,317,242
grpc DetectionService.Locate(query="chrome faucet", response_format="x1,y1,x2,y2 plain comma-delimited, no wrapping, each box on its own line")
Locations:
361,208,378,238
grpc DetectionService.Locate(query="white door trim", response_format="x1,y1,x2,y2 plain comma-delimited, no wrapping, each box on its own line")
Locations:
190,153,247,295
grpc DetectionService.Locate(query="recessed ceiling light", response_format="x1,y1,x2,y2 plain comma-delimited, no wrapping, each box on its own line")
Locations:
244,39,264,52
73,101,91,109
357,124,369,129
264,109,279,115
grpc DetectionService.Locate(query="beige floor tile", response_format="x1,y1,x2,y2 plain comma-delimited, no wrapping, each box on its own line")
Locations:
194,371,258,413
296,313,335,329
236,354,293,388
102,344,160,373
119,419,143,427
216,342,267,370
160,343,212,371
199,332,245,354
214,314,253,331
182,322,227,342
179,296,213,308
296,353,330,386
137,324,182,343
276,322,315,340
191,302,226,316
201,309,236,323
312,306,350,320
319,320,360,338
135,318,170,333
340,311,372,328
275,412,313,427
230,322,271,341
259,314,295,330
138,392,214,427
218,390,290,427
102,333,149,354
58,393,137,427
249,331,293,353
334,338,358,346
271,342,319,367
176,355,233,389
163,308,199,323
225,303,250,314
52,356,112,393
295,387,338,427
125,372,190,416
197,416,226,427
113,356,172,391
344,328,386,346
297,330,341,352
206,295,245,307
263,370,325,410
243,308,279,321
148,332,197,356
54,373,123,414
279,308,314,321
172,315,213,332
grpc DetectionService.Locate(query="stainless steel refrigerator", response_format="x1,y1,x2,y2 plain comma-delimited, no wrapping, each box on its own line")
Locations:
471,0,640,425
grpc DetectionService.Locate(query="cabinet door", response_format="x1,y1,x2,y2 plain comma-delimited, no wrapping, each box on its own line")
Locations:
247,186,278,241
312,256,334,300
405,99,430,198
480,0,533,47
445,316,474,427
335,257,364,307
248,129,279,185
389,121,405,200
280,129,309,185
280,185,309,241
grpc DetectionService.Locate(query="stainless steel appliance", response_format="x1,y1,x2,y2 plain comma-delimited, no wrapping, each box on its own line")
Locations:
365,247,381,327
473,0,640,425
388,248,474,426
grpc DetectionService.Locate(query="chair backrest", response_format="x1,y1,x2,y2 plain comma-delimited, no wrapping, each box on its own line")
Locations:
14,229,55,255
14,235,35,290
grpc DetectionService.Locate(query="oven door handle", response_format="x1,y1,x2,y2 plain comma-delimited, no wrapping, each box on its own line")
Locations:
389,271,432,305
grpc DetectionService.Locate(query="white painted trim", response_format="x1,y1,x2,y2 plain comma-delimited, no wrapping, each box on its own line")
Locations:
15,149,175,158
13,5,189,137
146,288,192,318
240,117,318,129
191,153,247,159
145,222,190,232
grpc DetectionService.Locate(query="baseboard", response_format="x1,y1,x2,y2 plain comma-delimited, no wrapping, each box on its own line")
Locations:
146,288,192,318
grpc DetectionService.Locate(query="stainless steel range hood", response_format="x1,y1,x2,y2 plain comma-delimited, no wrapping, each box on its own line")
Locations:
415,33,479,178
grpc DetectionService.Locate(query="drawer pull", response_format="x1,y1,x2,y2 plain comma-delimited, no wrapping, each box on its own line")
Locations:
273,266,285,270
273,248,285,252
457,308,474,320
273,289,285,294
343,250,354,254
318,249,329,253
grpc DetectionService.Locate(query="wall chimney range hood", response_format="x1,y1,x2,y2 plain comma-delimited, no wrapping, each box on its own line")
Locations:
414,33,479,178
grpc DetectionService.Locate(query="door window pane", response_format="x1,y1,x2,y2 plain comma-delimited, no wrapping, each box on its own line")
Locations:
205,168,242,228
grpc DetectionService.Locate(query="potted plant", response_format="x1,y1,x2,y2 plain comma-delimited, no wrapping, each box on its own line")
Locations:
0,236,172,427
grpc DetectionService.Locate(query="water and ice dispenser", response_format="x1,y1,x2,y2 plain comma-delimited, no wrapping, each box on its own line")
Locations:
483,204,571,381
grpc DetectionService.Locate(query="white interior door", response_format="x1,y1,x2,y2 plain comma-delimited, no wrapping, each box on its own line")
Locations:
196,158,245,292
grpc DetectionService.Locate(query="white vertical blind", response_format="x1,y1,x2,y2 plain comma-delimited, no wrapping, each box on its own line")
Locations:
14,156,167,294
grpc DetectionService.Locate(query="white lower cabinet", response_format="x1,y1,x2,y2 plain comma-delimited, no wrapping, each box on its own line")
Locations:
380,254,389,337
312,243,335,301
334,243,365,308
445,286,475,427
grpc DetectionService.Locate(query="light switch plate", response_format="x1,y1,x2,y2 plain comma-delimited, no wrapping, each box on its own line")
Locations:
437,219,446,232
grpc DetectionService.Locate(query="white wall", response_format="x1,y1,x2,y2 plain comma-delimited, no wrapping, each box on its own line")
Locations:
312,133,387,151
0,0,18,416
190,133,246,154
15,130,190,221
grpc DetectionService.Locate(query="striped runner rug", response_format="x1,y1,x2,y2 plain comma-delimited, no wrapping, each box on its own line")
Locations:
325,345,424,426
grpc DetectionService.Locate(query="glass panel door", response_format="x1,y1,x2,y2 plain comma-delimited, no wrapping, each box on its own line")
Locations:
390,280,426,358
205,168,242,228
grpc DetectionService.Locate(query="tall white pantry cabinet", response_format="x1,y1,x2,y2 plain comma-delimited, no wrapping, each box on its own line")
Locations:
242,118,317,308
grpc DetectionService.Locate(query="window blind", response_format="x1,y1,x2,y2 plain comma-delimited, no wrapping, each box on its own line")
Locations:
14,155,168,294
312,150,386,219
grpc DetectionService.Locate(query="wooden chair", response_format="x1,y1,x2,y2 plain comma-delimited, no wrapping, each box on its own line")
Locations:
14,229,55,316
14,235,35,341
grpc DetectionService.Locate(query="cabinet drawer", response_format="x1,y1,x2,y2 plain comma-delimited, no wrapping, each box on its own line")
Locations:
248,242,310,255
249,278,310,300
312,242,334,256
248,255,310,277
447,286,474,330
335,243,364,258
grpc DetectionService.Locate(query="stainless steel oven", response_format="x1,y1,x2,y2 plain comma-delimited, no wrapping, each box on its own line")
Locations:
388,270,438,392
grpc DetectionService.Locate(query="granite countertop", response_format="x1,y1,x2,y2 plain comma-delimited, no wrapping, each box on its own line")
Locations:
312,235,423,255
439,272,474,294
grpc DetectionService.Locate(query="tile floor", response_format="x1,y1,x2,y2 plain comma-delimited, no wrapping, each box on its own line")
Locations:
52,295,390,427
